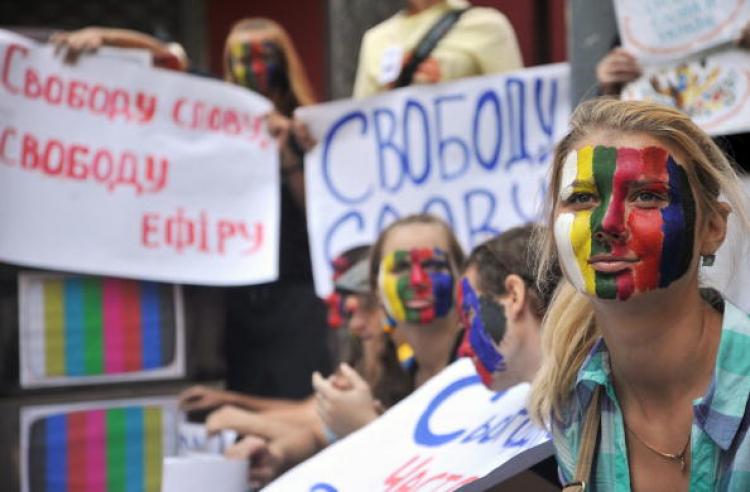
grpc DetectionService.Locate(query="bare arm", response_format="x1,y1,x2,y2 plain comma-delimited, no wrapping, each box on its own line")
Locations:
51,27,187,70
179,385,305,413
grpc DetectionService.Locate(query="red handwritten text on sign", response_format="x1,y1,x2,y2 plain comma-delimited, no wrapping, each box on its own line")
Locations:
141,208,264,256
2,44,157,124
384,454,477,492
0,127,169,194
172,97,271,148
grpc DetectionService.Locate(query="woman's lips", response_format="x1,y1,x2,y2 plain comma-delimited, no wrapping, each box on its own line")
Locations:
588,255,638,273
405,298,433,309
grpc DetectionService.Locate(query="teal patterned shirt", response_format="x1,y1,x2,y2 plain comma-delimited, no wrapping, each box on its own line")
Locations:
553,300,750,491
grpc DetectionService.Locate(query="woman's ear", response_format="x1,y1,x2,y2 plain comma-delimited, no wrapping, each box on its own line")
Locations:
700,201,731,258
502,274,527,320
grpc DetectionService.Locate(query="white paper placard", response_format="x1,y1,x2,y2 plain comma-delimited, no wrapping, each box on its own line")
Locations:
297,63,571,297
0,30,279,286
162,456,248,492
622,49,750,136
266,358,550,491
614,0,750,65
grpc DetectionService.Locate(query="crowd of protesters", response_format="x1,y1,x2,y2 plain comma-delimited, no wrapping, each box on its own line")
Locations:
33,0,750,490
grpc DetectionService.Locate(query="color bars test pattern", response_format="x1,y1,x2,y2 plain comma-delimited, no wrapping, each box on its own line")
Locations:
19,273,184,388
20,398,178,492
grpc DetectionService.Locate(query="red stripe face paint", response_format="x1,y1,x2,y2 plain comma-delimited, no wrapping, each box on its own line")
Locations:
378,248,454,325
226,40,286,97
555,145,696,301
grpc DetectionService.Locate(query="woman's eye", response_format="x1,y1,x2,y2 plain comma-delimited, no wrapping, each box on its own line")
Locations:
423,260,448,271
565,192,597,206
632,190,667,205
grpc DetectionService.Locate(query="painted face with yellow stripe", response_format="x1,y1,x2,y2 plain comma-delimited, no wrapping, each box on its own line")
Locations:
554,144,697,300
226,40,287,96
377,248,454,325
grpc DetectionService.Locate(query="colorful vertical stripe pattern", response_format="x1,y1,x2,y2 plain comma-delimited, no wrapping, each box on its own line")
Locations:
378,248,454,324
555,145,696,300
29,406,163,492
227,40,281,95
39,278,175,378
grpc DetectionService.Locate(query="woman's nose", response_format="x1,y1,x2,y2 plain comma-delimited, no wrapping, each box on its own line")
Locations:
595,197,628,244
410,263,429,288
593,228,628,244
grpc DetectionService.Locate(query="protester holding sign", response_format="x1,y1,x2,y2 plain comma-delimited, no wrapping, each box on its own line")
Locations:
50,26,188,70
529,98,750,490
220,18,332,399
457,224,561,392
596,2,750,172
352,0,522,98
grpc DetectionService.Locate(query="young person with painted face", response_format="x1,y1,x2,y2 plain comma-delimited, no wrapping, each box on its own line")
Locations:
311,214,464,447
220,18,332,400
368,214,466,389
528,98,750,491
457,224,561,393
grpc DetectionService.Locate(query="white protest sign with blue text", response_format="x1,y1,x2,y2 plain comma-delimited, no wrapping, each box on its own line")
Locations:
614,0,750,65
265,358,550,491
0,30,279,285
297,64,570,296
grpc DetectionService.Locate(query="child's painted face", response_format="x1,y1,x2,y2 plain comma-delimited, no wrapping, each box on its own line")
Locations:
554,144,697,301
226,40,286,95
457,277,506,387
377,248,454,325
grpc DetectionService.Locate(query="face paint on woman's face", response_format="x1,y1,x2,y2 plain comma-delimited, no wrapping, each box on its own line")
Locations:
456,277,506,387
378,248,454,325
554,145,697,301
226,40,287,95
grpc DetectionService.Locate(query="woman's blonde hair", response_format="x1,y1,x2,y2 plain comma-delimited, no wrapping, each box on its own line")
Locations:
528,97,750,425
224,18,317,109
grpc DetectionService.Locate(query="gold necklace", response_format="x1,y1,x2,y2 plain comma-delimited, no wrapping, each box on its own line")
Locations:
626,425,691,471
622,303,707,473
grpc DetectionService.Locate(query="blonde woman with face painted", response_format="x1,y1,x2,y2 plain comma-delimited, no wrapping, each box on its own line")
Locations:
367,214,466,389
528,98,750,491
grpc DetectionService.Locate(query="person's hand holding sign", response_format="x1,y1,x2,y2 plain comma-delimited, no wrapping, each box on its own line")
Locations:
50,27,188,70
312,363,380,439
596,47,642,96
211,406,326,488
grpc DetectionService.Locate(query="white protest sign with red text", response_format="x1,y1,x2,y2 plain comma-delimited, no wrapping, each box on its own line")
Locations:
0,31,279,285
266,358,549,491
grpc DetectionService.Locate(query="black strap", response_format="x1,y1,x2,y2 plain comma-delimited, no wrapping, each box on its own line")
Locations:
394,7,469,88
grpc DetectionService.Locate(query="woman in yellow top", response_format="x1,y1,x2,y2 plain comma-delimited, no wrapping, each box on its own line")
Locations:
352,0,522,98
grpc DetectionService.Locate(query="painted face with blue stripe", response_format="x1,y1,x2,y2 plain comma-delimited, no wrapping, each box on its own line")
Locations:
457,277,507,388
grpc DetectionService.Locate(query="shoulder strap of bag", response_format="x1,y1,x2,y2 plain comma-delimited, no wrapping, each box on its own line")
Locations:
562,385,601,492
393,7,469,88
